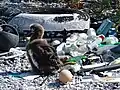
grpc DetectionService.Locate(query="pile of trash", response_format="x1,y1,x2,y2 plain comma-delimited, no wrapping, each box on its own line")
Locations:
0,19,120,89
0,36,120,89
52,19,120,83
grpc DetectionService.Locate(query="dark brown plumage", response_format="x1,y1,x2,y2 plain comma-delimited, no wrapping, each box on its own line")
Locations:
26,23,63,75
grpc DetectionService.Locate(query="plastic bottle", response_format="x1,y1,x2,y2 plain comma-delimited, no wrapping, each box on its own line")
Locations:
87,28,97,44
103,35,118,45
87,34,105,51
96,19,113,36
87,28,96,37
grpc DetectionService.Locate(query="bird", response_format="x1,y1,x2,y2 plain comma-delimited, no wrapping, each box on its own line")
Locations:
29,23,45,42
26,23,63,75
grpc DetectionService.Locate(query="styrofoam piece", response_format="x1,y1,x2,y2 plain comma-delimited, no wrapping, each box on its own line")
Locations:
8,13,90,31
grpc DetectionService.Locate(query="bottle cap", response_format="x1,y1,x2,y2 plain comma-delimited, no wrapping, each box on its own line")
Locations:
98,34,105,41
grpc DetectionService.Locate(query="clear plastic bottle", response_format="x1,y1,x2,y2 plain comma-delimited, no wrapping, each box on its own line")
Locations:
87,28,97,44
87,28,96,37
87,34,105,51
103,35,118,44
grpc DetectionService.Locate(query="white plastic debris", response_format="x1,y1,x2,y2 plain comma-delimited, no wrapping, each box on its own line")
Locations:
51,40,60,46
87,34,105,50
57,42,65,55
78,33,88,40
56,33,106,57
87,28,96,37
66,33,78,42
63,33,89,56
0,47,25,59
103,35,118,44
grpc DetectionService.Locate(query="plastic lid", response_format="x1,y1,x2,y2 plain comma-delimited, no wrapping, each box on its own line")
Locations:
98,34,105,41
